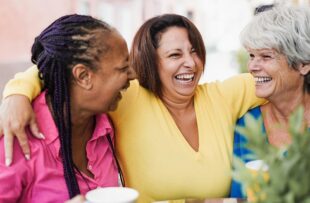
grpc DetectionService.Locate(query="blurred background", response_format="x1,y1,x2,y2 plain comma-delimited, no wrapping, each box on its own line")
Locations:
0,0,308,96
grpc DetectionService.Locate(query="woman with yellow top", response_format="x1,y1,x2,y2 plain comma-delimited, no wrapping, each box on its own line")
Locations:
0,14,263,202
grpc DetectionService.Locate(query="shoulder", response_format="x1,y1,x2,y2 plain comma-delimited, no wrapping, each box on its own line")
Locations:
0,135,37,176
236,106,262,126
219,73,254,91
0,129,46,165
0,133,44,201
197,73,253,92
110,79,156,120
116,79,140,108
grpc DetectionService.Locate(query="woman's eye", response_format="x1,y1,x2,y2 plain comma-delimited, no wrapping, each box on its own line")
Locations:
169,53,180,58
120,66,128,72
262,55,271,59
249,54,255,59
191,48,196,53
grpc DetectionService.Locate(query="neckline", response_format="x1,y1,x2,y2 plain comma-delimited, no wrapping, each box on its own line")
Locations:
158,95,201,155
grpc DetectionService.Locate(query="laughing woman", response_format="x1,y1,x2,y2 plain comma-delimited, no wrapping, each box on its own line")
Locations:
0,15,134,202
231,5,310,197
0,14,264,202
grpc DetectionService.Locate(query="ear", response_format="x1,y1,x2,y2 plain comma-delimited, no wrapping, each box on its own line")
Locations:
71,64,94,90
298,63,310,76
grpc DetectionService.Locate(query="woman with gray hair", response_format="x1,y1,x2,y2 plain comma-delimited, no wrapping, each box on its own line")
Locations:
231,5,310,197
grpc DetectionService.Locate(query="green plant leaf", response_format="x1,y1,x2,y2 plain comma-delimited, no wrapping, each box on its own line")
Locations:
233,107,310,202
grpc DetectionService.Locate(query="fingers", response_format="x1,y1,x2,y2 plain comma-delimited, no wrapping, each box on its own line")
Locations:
3,131,13,167
29,117,44,139
15,130,30,160
64,195,85,203
0,95,42,164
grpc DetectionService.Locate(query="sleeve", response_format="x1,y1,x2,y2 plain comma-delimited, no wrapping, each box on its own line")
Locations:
216,73,266,119
0,139,30,202
2,65,42,101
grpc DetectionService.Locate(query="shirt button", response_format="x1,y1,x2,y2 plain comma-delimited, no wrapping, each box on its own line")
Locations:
88,165,93,170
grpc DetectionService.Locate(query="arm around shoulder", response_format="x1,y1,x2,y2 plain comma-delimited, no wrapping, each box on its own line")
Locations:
3,65,42,101
0,66,43,165
218,73,266,118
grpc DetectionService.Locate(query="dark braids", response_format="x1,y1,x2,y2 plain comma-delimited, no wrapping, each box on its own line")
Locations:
31,14,113,198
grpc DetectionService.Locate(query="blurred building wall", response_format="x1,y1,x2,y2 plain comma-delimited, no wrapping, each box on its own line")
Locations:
0,0,308,95
0,0,78,63
0,0,80,95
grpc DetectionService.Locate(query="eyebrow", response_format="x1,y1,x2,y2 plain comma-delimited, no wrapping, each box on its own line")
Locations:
259,51,276,55
249,49,275,55
163,48,184,55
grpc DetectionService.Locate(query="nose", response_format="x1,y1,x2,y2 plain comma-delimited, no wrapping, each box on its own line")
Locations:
127,66,137,81
247,58,261,73
183,53,195,68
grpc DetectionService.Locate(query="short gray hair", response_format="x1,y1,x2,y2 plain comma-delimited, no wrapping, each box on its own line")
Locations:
240,5,310,93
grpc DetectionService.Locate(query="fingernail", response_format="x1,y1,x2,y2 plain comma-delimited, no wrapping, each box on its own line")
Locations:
25,154,30,160
39,133,45,139
5,158,12,167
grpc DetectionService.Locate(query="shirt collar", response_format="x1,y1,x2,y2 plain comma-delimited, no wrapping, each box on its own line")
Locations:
33,91,113,158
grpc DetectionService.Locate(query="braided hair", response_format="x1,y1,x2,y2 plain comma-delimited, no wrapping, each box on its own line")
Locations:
31,14,113,198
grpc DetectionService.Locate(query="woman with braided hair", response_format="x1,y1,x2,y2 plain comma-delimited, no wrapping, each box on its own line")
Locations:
0,14,134,202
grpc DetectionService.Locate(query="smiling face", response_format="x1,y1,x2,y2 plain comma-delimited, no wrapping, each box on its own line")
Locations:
90,32,134,112
156,26,203,101
247,48,305,101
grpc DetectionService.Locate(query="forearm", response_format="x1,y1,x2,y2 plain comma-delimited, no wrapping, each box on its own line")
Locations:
3,65,42,101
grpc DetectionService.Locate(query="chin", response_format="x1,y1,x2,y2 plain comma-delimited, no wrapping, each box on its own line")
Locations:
178,92,196,98
178,88,196,96
255,91,271,99
108,103,119,112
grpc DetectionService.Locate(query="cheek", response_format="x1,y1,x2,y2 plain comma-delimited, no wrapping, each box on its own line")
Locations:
158,65,171,81
194,56,203,66
196,63,203,71
246,60,251,71
197,61,204,72
247,60,253,70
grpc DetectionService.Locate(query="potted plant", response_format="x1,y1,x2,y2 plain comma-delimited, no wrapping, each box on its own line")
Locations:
233,107,310,203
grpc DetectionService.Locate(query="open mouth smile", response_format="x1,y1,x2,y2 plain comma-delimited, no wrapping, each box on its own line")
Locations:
254,76,272,84
175,73,194,82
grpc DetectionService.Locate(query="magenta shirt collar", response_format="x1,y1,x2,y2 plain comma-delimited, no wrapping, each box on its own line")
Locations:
33,91,114,158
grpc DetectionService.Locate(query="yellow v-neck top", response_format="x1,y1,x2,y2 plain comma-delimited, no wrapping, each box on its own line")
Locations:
3,66,264,203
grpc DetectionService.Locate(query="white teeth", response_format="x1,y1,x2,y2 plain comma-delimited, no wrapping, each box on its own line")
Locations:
254,76,272,83
175,73,194,81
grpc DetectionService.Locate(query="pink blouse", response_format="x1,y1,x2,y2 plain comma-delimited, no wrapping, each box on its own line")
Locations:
0,92,119,203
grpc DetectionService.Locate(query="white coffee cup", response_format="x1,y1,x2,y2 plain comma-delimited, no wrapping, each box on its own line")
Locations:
85,187,139,203
245,160,269,172
245,160,269,202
